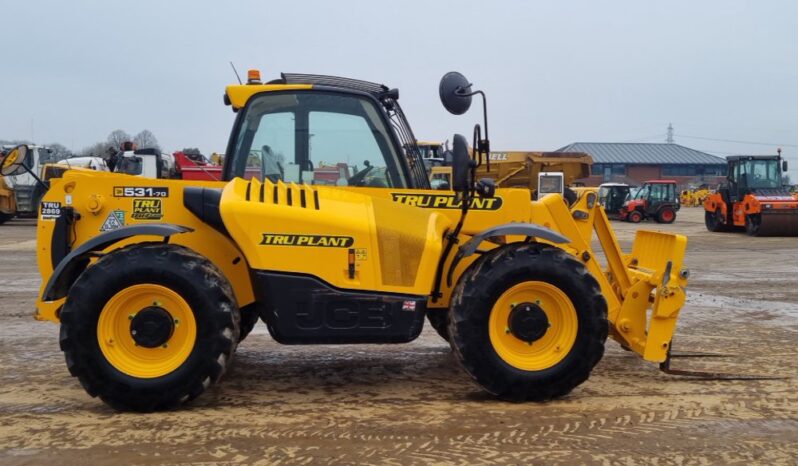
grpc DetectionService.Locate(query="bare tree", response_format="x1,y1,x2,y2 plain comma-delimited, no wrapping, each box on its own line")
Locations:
80,141,114,158
47,143,72,160
133,130,160,150
107,130,132,150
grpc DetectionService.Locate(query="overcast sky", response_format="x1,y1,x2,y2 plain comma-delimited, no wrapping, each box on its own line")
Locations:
2,0,796,177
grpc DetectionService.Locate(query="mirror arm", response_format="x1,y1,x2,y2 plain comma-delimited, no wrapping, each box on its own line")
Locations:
21,164,48,191
457,87,490,172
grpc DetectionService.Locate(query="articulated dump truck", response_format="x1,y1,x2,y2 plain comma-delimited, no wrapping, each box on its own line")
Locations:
13,70,694,411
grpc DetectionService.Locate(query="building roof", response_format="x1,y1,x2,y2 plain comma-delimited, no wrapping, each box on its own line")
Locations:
556,142,725,166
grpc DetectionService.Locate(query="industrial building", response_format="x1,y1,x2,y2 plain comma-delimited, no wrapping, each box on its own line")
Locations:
558,142,727,188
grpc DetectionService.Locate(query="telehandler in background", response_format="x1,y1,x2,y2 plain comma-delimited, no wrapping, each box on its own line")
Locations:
15,70,695,412
0,173,15,224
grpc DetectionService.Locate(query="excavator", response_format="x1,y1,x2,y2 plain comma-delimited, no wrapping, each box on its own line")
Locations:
704,151,798,236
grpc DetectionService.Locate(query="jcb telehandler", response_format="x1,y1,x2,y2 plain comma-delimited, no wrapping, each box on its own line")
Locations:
14,71,693,411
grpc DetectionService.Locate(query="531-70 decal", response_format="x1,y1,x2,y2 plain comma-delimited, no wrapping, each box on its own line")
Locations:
113,186,169,198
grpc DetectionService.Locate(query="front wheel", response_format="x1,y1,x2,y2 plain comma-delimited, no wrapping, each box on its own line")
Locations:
449,243,608,401
426,309,450,342
627,210,643,223
0,212,13,225
59,243,240,411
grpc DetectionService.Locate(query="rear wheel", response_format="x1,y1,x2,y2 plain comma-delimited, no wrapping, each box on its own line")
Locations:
0,212,12,225
59,243,240,411
238,303,262,342
746,214,762,236
656,206,676,224
705,209,727,232
449,243,607,401
426,309,450,342
627,210,643,223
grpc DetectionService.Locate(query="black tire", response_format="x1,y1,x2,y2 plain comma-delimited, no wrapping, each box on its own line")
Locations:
745,214,761,236
655,207,676,224
705,209,727,232
238,302,262,342
426,309,450,342
59,243,240,411
627,210,643,223
0,212,13,225
449,243,607,402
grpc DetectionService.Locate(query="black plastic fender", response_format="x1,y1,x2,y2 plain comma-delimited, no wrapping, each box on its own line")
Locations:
41,223,193,301
446,222,570,286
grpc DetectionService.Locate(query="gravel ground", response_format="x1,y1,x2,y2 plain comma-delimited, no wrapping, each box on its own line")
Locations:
0,208,796,465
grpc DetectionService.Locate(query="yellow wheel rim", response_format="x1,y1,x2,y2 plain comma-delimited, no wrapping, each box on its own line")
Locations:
97,284,197,378
489,281,578,371
3,151,18,168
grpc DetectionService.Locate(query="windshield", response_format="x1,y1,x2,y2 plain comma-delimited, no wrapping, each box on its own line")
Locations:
737,159,780,188
116,156,143,175
632,185,648,200
227,91,408,188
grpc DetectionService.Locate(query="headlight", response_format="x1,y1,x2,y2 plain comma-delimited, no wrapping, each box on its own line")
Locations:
764,204,772,209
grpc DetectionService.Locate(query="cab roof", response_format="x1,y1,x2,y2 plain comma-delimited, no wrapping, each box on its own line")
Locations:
726,155,782,161
644,180,677,184
225,72,398,110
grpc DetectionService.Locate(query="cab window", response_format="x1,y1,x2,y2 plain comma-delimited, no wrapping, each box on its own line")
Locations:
230,91,406,188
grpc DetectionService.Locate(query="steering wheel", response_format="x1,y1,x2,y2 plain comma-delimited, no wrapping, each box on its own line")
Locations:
348,161,374,186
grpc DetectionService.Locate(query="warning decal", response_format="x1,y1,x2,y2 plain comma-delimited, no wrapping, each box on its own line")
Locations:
100,210,125,232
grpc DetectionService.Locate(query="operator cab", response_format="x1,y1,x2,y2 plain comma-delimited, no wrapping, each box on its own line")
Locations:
222,73,429,189
726,155,788,203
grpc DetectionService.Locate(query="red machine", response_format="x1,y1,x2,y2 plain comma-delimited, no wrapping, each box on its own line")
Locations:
173,151,223,181
619,180,680,224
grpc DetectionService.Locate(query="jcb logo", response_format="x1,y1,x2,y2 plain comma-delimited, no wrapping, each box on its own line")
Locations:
391,193,503,210
259,234,354,248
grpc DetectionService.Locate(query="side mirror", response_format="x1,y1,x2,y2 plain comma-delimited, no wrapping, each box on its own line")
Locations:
439,72,472,115
1,145,28,176
451,134,471,192
783,160,789,172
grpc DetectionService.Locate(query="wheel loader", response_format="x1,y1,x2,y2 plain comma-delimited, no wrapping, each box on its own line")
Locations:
704,153,798,236
17,70,693,411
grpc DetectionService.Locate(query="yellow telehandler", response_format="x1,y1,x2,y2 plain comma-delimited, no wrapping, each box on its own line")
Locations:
0,175,15,224
15,70,695,411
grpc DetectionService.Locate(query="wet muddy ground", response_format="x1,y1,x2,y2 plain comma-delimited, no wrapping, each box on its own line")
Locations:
0,209,796,465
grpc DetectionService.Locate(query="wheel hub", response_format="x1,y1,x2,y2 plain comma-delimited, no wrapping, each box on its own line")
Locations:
130,306,175,348
508,302,549,343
